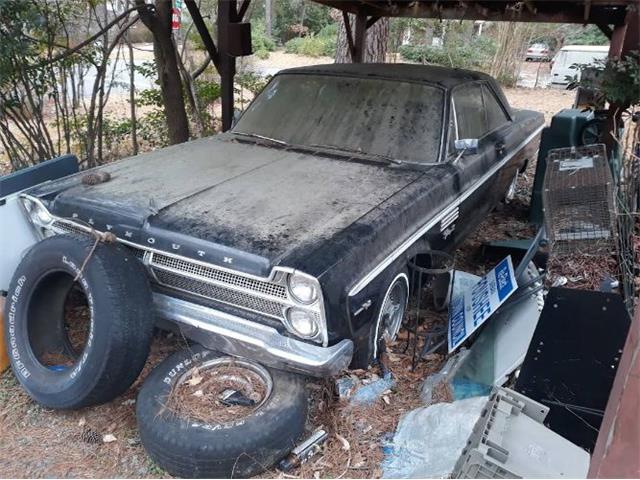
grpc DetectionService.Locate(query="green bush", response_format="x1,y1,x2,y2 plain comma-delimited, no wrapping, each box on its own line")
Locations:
284,34,335,58
399,36,496,72
252,23,276,59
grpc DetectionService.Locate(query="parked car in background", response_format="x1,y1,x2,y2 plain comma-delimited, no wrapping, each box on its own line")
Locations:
550,45,609,85
525,43,551,61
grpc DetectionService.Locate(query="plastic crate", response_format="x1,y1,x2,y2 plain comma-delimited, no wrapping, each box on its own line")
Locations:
452,387,590,478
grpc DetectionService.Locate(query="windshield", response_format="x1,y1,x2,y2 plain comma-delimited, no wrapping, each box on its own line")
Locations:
233,73,445,163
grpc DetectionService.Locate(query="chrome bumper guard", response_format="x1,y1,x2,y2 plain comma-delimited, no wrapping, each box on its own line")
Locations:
153,294,353,377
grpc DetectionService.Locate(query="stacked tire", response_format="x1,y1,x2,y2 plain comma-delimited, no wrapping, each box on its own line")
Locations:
4,234,309,478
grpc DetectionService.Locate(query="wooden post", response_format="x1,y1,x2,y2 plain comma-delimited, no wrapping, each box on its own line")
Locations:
353,10,367,63
218,0,237,132
0,297,9,373
605,10,639,152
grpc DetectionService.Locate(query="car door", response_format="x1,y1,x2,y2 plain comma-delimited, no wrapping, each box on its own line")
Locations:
480,82,522,204
441,81,514,246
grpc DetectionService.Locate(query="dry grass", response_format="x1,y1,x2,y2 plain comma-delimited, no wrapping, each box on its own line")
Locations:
0,332,186,478
165,363,267,425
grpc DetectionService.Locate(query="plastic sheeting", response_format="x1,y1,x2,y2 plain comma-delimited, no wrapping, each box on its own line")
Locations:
382,396,487,478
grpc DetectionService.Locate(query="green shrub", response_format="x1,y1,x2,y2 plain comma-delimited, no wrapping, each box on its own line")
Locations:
283,22,337,58
284,35,335,57
399,36,496,72
252,23,276,59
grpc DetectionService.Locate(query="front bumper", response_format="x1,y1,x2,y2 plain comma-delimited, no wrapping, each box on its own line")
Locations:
153,294,353,377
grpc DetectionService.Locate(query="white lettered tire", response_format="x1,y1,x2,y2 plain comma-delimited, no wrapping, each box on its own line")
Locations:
136,345,309,478
3,234,155,409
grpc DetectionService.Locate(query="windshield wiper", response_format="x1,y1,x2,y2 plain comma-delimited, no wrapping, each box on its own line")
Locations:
233,131,289,147
308,143,402,165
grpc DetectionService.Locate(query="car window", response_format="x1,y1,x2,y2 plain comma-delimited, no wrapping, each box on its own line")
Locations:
234,74,445,163
555,50,567,67
452,83,486,139
482,84,509,132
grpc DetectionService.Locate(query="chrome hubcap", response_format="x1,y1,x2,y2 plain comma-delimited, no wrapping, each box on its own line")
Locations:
379,277,409,343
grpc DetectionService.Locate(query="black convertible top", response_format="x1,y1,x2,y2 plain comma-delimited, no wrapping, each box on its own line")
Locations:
279,63,495,89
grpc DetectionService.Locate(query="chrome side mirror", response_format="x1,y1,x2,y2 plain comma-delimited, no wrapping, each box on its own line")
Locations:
454,138,479,155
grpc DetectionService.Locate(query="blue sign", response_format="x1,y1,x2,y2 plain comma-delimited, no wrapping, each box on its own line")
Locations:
448,257,518,352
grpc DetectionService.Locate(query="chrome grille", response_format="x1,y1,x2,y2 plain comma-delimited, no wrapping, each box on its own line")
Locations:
51,221,145,260
52,220,87,236
151,253,287,299
48,220,297,324
153,269,285,319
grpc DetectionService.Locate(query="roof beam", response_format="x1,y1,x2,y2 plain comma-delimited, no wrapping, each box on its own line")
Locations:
184,0,220,70
313,1,631,25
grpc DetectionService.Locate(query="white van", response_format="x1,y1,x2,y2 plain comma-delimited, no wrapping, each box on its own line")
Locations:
550,45,609,85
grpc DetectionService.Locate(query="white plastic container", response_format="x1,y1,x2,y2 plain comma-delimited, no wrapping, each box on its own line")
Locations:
0,193,39,292
453,387,590,478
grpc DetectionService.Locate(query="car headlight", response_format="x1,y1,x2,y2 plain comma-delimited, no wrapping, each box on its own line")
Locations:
286,308,319,339
287,273,318,304
21,197,53,226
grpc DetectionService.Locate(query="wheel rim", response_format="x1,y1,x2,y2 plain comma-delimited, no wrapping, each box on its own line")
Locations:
375,274,409,357
167,357,273,425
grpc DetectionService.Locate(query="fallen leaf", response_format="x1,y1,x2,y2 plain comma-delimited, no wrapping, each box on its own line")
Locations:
193,389,204,397
78,417,86,427
335,433,350,451
102,434,117,443
187,375,203,386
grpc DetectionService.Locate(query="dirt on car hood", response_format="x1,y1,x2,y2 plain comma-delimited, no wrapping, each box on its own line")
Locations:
35,133,426,275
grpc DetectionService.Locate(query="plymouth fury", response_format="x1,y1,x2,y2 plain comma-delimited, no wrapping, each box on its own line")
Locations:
5,63,543,476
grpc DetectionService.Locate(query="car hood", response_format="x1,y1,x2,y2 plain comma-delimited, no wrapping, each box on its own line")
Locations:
32,134,424,277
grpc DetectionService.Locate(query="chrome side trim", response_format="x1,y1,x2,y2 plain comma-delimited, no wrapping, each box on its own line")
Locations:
440,206,459,232
153,293,353,377
348,124,544,297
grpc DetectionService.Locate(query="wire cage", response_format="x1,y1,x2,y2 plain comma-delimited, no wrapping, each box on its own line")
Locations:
542,144,617,255
615,113,640,316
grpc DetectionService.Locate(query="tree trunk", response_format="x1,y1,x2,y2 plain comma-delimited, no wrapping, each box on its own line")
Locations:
137,0,190,144
265,0,272,38
126,33,139,155
490,22,534,86
335,15,389,63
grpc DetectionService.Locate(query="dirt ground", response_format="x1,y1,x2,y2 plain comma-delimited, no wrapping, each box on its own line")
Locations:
0,63,578,478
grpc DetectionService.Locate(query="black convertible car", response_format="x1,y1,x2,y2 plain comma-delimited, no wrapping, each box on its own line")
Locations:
8,62,543,399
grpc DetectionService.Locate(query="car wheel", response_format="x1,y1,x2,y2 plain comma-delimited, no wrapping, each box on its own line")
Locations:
351,270,409,368
3,234,154,409
136,345,308,478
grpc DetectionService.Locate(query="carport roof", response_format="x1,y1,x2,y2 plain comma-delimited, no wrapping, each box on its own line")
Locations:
312,0,634,25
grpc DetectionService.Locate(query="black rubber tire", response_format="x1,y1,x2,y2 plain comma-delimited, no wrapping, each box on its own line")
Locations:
351,267,410,369
136,345,308,478
3,234,154,409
